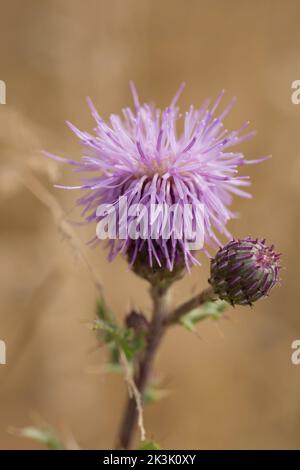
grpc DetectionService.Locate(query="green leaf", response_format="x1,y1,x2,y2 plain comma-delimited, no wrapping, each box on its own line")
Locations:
180,300,227,331
17,426,64,450
144,385,170,405
95,298,116,342
96,297,117,323
95,313,145,363
138,439,161,450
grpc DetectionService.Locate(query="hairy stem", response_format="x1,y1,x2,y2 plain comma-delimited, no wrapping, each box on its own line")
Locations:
117,286,170,449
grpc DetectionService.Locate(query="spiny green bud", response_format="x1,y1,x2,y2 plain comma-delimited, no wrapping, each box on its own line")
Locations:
209,237,281,306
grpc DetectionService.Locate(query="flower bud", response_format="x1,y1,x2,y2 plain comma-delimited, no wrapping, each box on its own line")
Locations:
125,310,149,334
128,244,185,290
209,237,281,306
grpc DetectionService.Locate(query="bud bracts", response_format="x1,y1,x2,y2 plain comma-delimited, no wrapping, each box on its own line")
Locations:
209,237,281,305
125,310,149,334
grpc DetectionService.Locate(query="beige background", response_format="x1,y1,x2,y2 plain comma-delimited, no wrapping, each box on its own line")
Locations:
0,0,299,449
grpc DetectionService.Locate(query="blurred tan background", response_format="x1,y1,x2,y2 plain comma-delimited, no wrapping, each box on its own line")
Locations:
0,0,299,450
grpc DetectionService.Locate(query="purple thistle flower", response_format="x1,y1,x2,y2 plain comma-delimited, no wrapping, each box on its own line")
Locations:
45,83,269,271
209,237,281,305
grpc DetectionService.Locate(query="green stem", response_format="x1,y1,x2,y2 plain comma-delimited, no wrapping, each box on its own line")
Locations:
117,285,170,449
116,284,217,449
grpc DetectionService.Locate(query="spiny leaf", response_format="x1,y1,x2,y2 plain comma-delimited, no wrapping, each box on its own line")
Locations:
96,298,109,321
144,385,170,405
95,318,145,362
138,439,161,450
180,300,227,331
15,426,64,450
95,299,116,342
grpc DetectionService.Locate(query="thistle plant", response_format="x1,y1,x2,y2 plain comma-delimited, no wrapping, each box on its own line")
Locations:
39,84,281,450
209,237,281,306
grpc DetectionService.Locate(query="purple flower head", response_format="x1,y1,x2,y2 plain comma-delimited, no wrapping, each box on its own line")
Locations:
46,83,269,271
